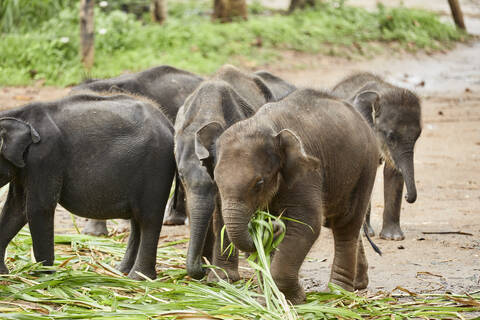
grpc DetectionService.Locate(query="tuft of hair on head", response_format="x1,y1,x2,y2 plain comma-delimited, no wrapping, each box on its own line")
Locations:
80,70,97,85
382,88,421,111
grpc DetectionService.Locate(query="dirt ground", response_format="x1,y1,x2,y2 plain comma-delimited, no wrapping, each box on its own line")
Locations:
1,2,479,297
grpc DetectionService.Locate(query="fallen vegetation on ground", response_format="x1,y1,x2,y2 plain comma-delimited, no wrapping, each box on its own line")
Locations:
0,214,478,319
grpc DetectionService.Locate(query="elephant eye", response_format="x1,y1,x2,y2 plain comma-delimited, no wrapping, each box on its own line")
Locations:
386,130,395,142
254,178,264,189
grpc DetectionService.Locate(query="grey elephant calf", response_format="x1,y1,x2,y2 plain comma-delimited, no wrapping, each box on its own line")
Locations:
174,65,296,281
332,73,422,240
210,89,379,304
0,92,175,280
73,65,204,234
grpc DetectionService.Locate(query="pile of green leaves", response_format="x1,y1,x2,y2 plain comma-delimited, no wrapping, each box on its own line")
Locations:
0,214,479,319
0,0,468,86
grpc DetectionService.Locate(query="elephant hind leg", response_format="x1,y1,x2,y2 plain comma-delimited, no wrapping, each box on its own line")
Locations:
117,219,141,274
354,237,368,290
330,170,374,291
329,229,359,291
128,222,162,280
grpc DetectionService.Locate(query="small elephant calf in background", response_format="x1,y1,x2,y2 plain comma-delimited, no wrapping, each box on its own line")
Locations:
0,92,175,280
208,89,380,304
332,72,422,240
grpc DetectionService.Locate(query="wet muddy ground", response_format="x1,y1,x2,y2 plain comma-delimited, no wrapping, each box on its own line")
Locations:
1,1,479,297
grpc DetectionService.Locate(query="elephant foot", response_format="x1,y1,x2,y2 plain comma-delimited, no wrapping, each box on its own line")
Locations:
163,212,186,226
128,267,157,280
364,222,375,237
163,197,187,226
380,223,405,241
354,274,369,290
116,262,132,275
111,220,130,233
82,219,108,236
0,263,9,274
280,284,306,305
274,278,306,305
329,275,354,292
207,267,240,282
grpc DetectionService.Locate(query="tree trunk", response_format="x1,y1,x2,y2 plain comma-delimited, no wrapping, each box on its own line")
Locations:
151,0,167,24
447,0,466,30
213,0,247,23
80,0,95,70
289,0,316,13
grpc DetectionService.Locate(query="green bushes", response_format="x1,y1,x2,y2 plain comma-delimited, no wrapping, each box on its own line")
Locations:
0,0,78,33
0,1,467,86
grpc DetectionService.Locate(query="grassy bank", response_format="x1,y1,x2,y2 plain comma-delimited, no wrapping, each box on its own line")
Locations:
0,0,467,86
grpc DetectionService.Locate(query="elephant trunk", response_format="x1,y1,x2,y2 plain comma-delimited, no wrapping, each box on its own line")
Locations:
222,203,256,253
186,191,215,279
397,151,417,203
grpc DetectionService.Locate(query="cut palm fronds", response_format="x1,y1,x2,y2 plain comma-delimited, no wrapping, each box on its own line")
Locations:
0,224,478,319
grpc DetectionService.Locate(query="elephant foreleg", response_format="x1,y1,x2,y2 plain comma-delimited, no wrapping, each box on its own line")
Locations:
270,205,321,305
380,163,405,241
27,205,56,267
0,184,27,274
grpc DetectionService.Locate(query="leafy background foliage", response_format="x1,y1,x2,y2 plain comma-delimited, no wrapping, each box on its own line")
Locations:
0,0,467,86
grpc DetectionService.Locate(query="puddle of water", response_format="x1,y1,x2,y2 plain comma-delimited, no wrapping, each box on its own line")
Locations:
383,42,480,94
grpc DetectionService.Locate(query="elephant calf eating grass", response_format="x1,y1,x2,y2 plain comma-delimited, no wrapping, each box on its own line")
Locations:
0,92,175,280
210,89,380,304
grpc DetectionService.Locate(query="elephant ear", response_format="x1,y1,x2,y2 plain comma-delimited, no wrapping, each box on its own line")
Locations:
254,70,296,100
252,76,274,102
275,129,320,188
195,121,224,179
108,84,128,94
351,85,381,127
0,118,41,168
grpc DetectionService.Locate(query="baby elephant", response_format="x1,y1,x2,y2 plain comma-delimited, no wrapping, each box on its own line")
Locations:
208,89,379,304
332,73,422,240
0,92,175,280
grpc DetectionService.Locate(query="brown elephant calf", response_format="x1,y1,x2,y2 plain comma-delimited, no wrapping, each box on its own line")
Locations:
203,89,379,304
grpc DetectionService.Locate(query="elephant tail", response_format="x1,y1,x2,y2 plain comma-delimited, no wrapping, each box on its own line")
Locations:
363,223,382,256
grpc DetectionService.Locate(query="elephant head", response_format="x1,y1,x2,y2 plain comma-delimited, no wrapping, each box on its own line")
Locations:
351,84,422,203
212,123,319,253
0,117,41,186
